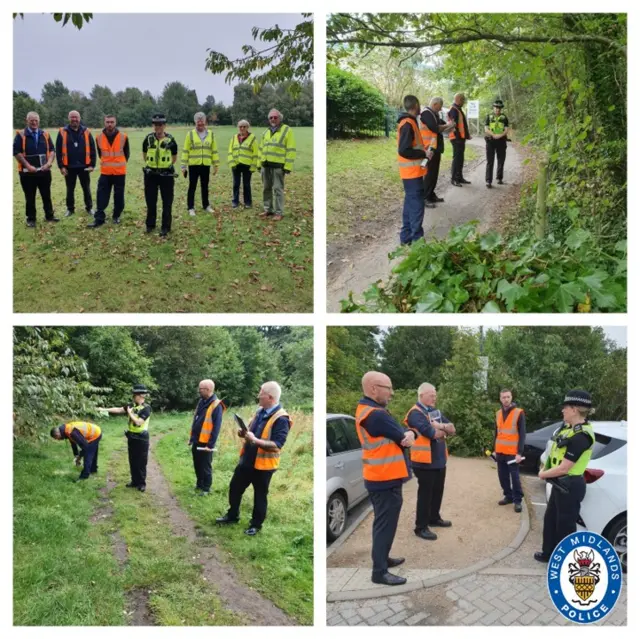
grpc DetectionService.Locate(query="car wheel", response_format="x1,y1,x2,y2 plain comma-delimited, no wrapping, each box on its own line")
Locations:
606,516,627,573
327,492,347,542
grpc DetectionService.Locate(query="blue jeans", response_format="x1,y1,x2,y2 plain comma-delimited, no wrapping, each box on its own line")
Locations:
400,177,425,245
497,457,523,503
79,435,101,479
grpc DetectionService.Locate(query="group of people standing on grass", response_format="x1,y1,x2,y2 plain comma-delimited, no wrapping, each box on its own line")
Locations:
354,372,594,586
13,108,297,235
396,93,511,245
50,379,292,537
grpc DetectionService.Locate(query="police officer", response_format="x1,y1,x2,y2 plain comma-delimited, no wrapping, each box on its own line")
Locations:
50,421,102,481
405,383,455,541
534,390,595,563
355,371,414,586
105,384,152,492
143,114,178,237
13,111,58,226
484,99,510,188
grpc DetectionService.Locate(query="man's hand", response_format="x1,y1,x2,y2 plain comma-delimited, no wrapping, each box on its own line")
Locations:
516,454,524,464
400,430,415,447
26,164,37,173
244,431,257,445
445,423,456,436
433,429,446,439
86,166,94,173
60,167,68,176
41,163,51,172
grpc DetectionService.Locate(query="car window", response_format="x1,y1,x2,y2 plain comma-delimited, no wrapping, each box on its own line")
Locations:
591,434,627,460
327,419,351,455
341,417,361,451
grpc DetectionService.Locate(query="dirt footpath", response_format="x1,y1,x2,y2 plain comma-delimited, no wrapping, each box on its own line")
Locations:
326,138,524,311
328,456,520,570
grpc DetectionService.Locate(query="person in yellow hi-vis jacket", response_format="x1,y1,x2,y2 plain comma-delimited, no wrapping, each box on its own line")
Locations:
258,109,296,221
180,112,219,217
227,119,259,210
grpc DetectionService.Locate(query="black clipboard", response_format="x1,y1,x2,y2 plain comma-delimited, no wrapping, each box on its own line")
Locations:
234,413,248,434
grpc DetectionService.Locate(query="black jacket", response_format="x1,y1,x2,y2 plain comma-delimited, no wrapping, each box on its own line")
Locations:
55,125,97,169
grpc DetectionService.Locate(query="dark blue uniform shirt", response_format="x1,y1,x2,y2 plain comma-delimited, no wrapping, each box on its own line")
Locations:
190,394,224,448
406,402,450,470
13,128,53,167
240,404,290,470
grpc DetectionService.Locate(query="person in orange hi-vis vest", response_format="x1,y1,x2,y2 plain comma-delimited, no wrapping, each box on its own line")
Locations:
397,95,428,245
88,114,130,228
404,382,456,542
447,92,472,186
356,371,415,586
50,421,102,481
493,389,526,512
216,381,292,536
188,379,225,496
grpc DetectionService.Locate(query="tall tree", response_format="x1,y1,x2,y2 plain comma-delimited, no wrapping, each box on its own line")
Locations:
327,326,381,394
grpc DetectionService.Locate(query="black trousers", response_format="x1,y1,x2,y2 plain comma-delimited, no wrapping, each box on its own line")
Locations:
414,467,446,530
226,464,274,528
423,150,442,201
192,444,213,492
497,457,524,503
144,172,174,232
369,485,403,576
187,164,210,209
232,164,253,206
450,139,466,182
95,174,125,223
485,139,507,183
64,167,93,212
542,476,586,556
19,172,54,221
127,433,149,488
79,435,101,479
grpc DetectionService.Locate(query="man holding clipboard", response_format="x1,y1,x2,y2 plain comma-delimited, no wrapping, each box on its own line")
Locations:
189,379,225,496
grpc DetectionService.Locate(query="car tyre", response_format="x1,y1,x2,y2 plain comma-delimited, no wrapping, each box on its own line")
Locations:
606,515,627,573
327,492,347,542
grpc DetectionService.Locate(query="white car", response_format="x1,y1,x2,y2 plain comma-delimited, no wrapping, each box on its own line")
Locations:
544,421,627,572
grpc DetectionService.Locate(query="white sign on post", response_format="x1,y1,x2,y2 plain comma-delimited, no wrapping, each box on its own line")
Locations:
467,100,480,118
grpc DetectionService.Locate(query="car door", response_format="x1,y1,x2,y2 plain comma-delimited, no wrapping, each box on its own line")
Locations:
337,416,366,507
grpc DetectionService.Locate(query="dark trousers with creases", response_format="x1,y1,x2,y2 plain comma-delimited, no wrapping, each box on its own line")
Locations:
19,172,54,221
127,433,149,488
423,151,442,201
79,435,101,479
450,139,466,182
497,457,524,503
226,464,274,528
187,164,210,209
95,174,125,223
400,177,425,245
144,172,174,232
232,164,253,206
192,444,213,492
414,467,446,530
542,476,586,556
485,139,507,184
64,167,93,212
369,485,403,576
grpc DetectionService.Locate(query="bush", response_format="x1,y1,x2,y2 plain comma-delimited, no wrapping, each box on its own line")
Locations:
327,64,386,135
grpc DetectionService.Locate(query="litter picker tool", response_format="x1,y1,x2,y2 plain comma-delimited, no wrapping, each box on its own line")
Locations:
234,413,248,434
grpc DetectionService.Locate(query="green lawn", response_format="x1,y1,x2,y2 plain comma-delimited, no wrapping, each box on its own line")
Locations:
13,126,313,313
14,410,313,625
327,136,476,237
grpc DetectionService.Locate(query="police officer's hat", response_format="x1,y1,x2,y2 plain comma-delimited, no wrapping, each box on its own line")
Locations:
493,99,504,109
132,384,149,395
562,390,592,408
151,113,167,125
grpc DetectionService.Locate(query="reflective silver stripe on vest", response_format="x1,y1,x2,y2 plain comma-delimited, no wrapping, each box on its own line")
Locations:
399,160,423,167
257,451,280,459
412,444,431,452
498,411,519,434
359,425,395,450
363,454,407,465
495,438,517,447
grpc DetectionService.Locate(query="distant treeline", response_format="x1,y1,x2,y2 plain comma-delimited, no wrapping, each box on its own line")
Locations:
13,79,314,129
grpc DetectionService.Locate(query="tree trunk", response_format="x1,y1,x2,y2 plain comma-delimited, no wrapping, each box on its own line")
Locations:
534,160,548,239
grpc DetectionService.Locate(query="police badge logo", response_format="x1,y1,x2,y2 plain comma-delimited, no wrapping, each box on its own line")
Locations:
547,532,622,624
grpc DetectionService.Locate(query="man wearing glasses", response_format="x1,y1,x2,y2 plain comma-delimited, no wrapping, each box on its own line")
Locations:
355,371,415,586
258,109,296,221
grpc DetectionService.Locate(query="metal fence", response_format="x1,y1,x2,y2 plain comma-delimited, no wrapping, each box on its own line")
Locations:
327,109,398,139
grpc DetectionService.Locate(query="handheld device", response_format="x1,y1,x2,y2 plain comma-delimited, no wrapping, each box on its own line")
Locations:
234,413,248,434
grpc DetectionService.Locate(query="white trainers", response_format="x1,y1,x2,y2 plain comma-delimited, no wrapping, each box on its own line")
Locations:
205,206,214,213
188,209,196,217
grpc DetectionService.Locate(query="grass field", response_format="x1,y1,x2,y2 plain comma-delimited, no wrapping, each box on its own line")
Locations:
13,126,313,313
327,137,477,237
14,409,313,626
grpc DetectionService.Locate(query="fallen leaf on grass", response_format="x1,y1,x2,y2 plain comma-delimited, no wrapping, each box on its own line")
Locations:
260,285,274,292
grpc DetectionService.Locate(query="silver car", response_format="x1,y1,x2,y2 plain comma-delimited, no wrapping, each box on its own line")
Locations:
326,413,368,542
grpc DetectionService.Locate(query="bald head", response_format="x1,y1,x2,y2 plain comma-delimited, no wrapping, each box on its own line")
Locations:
198,379,215,399
362,371,394,407
68,110,81,129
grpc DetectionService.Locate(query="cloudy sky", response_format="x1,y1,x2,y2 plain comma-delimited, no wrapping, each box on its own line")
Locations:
13,13,303,105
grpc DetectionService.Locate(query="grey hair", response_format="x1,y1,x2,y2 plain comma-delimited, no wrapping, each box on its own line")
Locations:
194,112,207,123
237,119,250,128
418,382,436,400
262,381,282,403
68,110,80,118
430,97,444,107
268,108,283,119
26,111,40,120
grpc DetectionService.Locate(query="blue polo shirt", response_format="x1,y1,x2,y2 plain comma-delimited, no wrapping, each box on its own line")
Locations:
406,402,450,470
357,396,412,492
240,404,290,471
13,128,53,167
